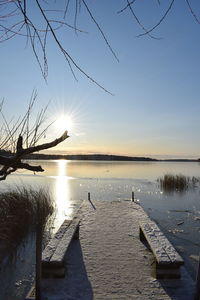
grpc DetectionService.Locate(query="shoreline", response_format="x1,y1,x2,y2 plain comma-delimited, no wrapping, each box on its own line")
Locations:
23,153,199,162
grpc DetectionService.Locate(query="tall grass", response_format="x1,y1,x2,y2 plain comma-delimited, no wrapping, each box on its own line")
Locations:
0,186,55,260
158,174,200,193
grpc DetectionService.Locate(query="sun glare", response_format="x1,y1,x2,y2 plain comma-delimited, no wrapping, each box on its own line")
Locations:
55,114,74,133
50,100,85,139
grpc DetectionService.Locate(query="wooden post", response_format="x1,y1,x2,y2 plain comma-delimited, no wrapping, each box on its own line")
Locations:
194,254,200,300
35,209,42,300
132,191,134,202
88,192,96,210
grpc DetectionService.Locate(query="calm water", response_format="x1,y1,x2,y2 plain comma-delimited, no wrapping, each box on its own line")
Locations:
2,160,200,279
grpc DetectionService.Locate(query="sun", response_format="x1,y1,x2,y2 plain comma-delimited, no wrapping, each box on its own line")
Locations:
54,114,74,133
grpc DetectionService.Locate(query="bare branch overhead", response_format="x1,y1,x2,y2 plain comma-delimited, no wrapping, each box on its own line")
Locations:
0,0,199,93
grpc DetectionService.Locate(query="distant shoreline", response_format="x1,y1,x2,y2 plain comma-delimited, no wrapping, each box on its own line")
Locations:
23,153,200,162
0,150,198,162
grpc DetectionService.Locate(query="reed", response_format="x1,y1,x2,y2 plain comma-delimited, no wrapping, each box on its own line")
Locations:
158,174,200,192
0,186,54,259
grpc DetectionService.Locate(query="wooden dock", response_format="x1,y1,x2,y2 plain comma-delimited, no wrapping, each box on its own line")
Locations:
41,200,195,300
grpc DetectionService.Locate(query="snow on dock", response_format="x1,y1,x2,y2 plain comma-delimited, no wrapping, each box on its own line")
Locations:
41,200,195,300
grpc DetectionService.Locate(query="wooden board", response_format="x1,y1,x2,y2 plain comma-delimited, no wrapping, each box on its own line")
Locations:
139,221,184,267
42,219,71,266
49,217,80,267
42,201,85,278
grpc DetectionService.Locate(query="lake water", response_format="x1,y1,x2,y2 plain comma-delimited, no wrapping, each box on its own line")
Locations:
2,160,200,280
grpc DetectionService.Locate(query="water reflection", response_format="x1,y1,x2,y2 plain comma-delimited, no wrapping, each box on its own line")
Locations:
53,160,73,229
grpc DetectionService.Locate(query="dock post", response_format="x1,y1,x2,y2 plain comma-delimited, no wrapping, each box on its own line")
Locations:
87,192,96,210
132,191,134,202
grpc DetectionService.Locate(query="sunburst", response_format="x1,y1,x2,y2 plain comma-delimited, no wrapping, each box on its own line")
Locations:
54,114,74,133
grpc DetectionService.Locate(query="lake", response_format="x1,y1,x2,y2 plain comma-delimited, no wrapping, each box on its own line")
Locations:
2,160,200,280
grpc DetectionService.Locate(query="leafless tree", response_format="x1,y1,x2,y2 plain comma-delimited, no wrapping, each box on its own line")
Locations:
0,91,69,180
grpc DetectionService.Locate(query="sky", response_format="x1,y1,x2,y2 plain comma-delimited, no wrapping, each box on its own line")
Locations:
1,0,200,158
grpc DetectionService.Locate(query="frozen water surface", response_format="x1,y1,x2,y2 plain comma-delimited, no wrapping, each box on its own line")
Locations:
1,160,200,299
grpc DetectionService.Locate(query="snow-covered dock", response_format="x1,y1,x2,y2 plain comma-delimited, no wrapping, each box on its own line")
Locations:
41,200,195,300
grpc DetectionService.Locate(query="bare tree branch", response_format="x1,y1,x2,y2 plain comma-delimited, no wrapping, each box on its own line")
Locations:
185,0,200,25
0,0,114,93
2,0,197,94
117,0,137,14
125,0,161,40
16,130,69,158
137,0,175,38
0,131,69,181
82,0,119,62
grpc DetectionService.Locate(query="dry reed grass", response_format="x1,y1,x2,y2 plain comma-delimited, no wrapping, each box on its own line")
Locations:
158,174,200,193
0,186,54,260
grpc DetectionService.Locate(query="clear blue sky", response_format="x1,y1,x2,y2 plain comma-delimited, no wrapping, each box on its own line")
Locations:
1,0,200,158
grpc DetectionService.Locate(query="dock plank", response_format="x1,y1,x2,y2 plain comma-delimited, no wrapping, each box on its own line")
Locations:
42,220,71,266
49,217,80,267
140,221,184,266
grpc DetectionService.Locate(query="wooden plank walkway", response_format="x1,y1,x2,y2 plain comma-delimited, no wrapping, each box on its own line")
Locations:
41,200,195,300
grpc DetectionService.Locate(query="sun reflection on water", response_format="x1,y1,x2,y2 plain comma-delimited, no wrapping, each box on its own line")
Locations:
54,160,73,229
